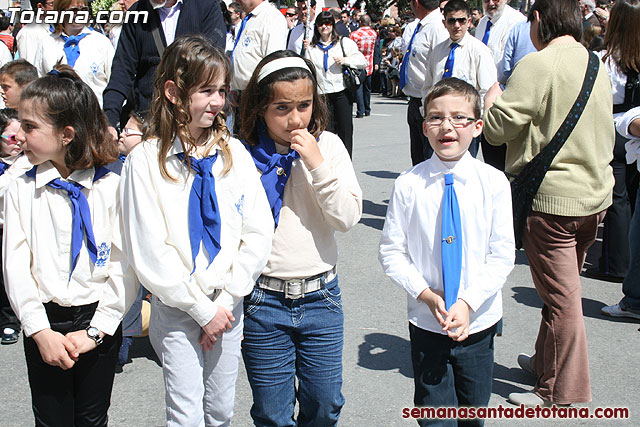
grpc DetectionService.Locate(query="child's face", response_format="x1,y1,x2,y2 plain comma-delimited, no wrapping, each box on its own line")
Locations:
16,99,68,168
263,78,314,146
0,120,21,157
186,75,226,143
423,94,482,162
118,117,143,155
1,75,22,110
444,10,470,42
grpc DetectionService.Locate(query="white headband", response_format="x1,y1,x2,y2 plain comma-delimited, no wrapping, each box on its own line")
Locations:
257,57,312,83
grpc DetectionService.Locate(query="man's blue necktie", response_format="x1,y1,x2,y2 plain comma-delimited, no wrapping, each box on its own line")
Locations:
318,42,335,72
60,33,89,67
176,153,222,273
482,20,493,45
26,166,110,280
442,43,460,79
442,173,462,310
399,23,422,90
231,13,253,64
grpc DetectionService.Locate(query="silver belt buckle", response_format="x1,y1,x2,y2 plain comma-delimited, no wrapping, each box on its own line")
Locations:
284,279,305,299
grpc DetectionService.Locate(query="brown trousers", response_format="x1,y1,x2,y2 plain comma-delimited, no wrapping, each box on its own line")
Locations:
523,210,606,404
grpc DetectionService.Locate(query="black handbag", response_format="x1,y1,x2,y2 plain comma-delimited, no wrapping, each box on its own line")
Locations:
509,51,600,249
339,37,361,101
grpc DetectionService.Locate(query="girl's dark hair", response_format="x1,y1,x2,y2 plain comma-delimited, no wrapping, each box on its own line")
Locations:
311,11,339,46
129,110,151,137
528,0,582,46
0,108,18,134
239,50,328,146
150,35,232,179
20,69,118,169
603,0,640,73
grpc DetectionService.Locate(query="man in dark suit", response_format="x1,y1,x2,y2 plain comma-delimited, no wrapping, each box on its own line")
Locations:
330,8,350,37
103,0,226,133
579,0,600,31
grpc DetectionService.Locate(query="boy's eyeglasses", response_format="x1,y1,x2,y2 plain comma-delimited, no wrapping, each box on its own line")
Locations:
425,115,476,128
122,128,143,137
1,134,18,144
446,17,469,25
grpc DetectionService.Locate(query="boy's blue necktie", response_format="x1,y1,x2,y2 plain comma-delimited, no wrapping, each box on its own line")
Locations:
26,166,110,280
399,23,422,90
442,43,460,79
176,152,222,274
60,33,89,67
441,173,462,310
482,20,493,45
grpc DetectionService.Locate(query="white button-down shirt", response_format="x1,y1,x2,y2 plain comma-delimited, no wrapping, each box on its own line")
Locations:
0,154,32,226
157,0,183,46
16,23,51,65
402,9,449,99
231,1,288,91
120,137,273,327
305,37,367,95
3,161,136,337
34,27,115,107
617,106,640,172
421,32,497,102
475,5,526,66
379,153,515,335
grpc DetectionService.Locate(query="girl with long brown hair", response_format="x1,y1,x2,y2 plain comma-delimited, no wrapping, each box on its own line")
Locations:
119,35,273,426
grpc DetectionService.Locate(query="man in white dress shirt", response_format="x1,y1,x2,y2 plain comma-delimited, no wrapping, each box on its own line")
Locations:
401,0,449,166
15,0,54,65
287,0,316,56
421,0,496,157
474,0,525,68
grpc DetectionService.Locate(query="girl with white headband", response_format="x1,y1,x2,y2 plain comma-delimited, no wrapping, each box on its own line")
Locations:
240,50,363,426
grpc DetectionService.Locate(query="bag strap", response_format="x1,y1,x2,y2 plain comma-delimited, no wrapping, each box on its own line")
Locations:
507,51,600,179
151,10,165,57
339,37,346,57
613,69,640,114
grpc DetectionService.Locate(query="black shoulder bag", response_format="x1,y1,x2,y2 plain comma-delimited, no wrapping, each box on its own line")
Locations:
339,37,361,103
509,51,600,249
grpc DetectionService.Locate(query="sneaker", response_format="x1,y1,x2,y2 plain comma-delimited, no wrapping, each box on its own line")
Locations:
517,353,536,376
508,391,551,407
601,303,640,320
1,328,18,345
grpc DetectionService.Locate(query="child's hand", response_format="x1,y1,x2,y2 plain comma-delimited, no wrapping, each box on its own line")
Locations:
443,300,470,342
417,288,448,327
32,328,77,370
65,329,100,356
290,129,324,170
200,331,215,352
202,306,235,344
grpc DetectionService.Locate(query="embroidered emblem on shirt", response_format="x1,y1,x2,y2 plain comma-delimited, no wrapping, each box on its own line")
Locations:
90,62,99,75
243,36,250,47
411,48,417,57
235,194,245,217
95,242,111,267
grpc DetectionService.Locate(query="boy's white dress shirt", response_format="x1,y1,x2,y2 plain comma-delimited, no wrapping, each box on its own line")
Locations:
34,28,114,107
474,5,526,67
3,161,136,337
120,137,273,327
379,152,515,335
421,32,497,102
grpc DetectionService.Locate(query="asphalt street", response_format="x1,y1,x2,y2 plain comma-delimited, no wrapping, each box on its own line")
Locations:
1,94,638,426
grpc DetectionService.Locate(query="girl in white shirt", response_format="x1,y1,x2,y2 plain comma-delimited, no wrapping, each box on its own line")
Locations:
34,0,114,106
3,69,135,426
239,50,362,427
119,35,273,427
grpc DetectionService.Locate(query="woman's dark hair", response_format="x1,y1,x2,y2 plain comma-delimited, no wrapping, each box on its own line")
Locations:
0,108,18,134
240,50,328,146
311,11,340,46
20,69,117,169
527,0,582,46
602,0,640,73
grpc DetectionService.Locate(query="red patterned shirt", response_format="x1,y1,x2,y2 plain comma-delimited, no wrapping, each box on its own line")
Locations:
350,26,378,75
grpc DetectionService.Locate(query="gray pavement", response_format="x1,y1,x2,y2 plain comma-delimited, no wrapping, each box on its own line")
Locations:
1,95,638,426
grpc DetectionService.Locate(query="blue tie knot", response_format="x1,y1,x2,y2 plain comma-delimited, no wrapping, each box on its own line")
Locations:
445,173,454,185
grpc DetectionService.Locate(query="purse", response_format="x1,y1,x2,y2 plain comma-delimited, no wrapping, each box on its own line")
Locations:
340,37,361,102
509,51,600,249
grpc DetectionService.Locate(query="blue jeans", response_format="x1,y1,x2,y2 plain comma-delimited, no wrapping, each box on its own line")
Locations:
355,70,371,116
409,322,497,427
621,186,640,312
242,276,345,427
